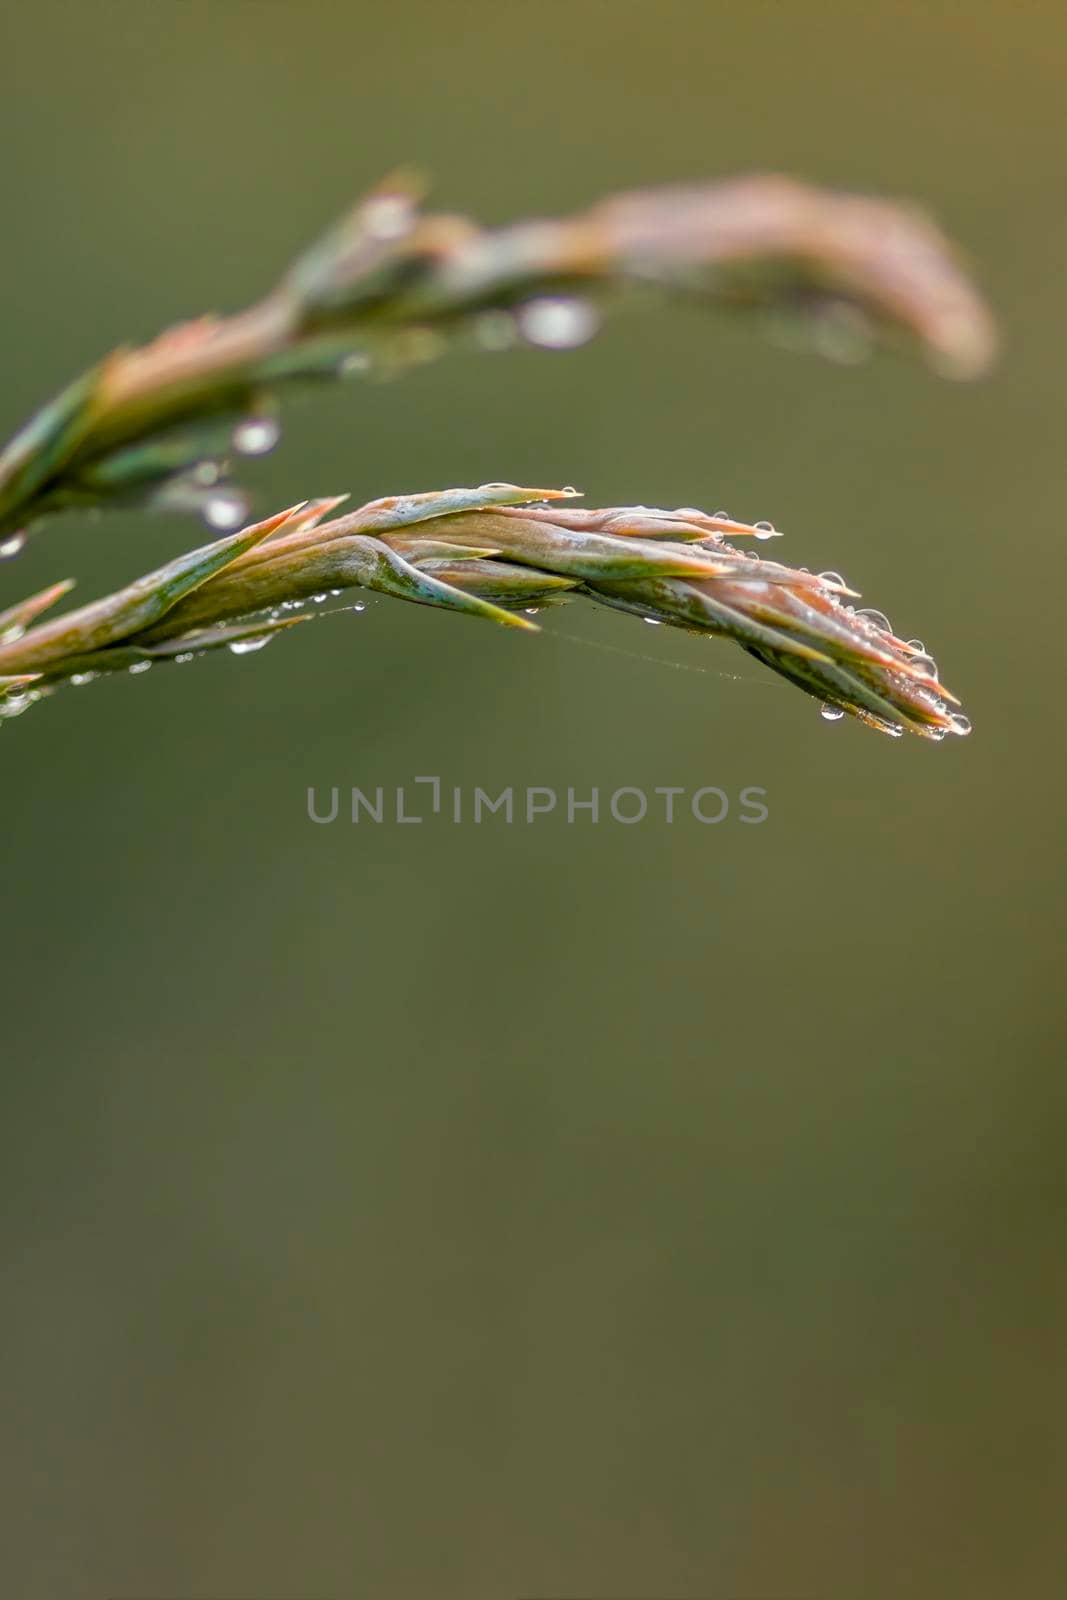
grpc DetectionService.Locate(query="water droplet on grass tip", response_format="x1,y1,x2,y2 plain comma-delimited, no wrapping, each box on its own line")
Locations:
753,521,778,540
232,416,280,457
819,703,845,722
819,571,847,588
517,297,601,350
949,713,972,736
0,532,26,559
644,618,662,626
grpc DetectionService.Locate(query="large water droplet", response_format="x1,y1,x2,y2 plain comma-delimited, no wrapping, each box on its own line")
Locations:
517,297,601,350
753,520,778,540
949,713,972,736
819,570,847,588
0,532,26,559
906,637,926,653
857,608,891,632
203,491,248,531
0,689,34,719
228,635,271,655
232,416,281,457
819,703,845,722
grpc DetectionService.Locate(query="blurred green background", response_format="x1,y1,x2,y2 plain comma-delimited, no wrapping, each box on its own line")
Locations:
1,1,1064,1595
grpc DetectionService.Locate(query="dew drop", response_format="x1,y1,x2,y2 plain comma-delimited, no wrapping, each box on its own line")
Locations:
906,637,926,653
884,723,905,739
352,603,366,613
0,624,25,645
0,690,34,719
857,608,892,632
228,635,271,655
643,618,662,626
70,672,96,687
0,532,26,559
819,570,847,588
753,520,778,540
128,660,153,675
949,712,972,736
713,509,731,520
232,416,281,457
174,652,195,664
819,703,845,722
339,351,372,377
204,491,247,531
517,296,601,350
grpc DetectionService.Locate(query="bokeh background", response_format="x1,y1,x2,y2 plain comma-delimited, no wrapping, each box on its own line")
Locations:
2,2,1065,1596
